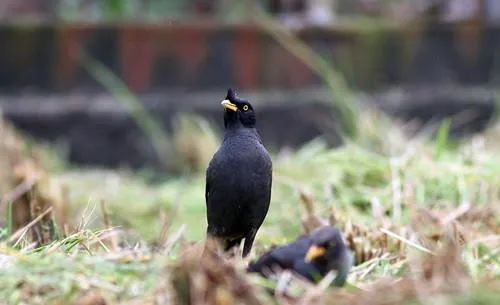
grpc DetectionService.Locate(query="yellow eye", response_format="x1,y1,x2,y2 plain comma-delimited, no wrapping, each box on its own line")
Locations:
242,105,249,111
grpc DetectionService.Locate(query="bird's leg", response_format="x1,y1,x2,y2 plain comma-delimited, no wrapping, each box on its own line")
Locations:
223,238,243,257
242,229,257,258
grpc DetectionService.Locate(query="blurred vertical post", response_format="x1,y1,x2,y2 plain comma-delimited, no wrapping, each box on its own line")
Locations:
46,0,59,22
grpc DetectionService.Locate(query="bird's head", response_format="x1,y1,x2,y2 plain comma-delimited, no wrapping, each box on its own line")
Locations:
304,226,346,263
304,226,353,286
221,88,256,129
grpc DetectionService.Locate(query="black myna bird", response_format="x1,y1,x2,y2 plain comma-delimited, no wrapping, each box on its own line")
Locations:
247,226,353,286
205,88,273,258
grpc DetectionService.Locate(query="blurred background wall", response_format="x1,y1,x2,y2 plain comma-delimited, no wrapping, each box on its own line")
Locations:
0,0,497,171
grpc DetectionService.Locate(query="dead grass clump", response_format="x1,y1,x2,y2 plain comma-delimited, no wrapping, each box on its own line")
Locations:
298,190,328,234
72,290,108,305
169,238,269,305
0,117,68,246
323,229,473,305
291,192,498,303
298,180,498,270
299,190,407,265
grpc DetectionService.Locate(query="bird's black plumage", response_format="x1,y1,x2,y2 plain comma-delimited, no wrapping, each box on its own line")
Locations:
247,226,353,286
205,88,273,258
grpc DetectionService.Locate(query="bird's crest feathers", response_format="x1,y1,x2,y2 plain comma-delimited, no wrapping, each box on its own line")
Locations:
226,88,236,101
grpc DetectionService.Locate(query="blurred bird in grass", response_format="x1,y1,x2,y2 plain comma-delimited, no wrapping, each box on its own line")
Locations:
247,225,353,287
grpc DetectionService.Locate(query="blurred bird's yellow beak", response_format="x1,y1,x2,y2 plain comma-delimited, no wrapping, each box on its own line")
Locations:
221,99,238,112
305,245,326,262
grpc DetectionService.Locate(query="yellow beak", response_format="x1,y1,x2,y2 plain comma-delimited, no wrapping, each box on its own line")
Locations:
221,99,238,112
304,245,326,262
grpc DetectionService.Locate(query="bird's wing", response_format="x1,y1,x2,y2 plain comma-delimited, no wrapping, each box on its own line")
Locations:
247,251,282,275
205,179,210,203
248,236,310,277
205,159,216,203
267,236,310,268
292,260,321,282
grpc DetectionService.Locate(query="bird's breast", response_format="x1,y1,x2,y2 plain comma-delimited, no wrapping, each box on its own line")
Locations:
218,137,270,166
208,133,272,196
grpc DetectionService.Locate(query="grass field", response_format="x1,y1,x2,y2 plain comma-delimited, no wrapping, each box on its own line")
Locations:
0,106,499,304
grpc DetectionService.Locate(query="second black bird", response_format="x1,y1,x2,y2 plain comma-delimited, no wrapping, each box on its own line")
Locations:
205,88,273,258
247,226,353,286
